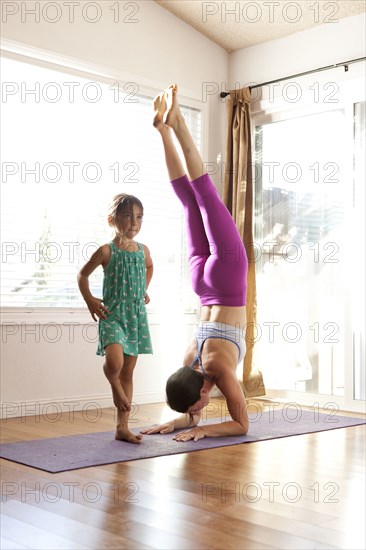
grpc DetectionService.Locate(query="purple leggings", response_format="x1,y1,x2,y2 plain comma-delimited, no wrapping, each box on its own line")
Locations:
171,173,248,307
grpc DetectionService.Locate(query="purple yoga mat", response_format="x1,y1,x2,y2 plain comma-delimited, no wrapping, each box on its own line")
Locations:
0,410,364,473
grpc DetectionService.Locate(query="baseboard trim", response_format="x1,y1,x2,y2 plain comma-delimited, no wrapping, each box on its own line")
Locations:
0,391,166,419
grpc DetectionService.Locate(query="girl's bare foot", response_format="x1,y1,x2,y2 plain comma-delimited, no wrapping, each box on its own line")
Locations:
111,384,131,412
115,427,143,444
153,84,183,131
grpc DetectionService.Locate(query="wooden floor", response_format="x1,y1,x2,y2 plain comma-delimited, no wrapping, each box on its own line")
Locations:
1,399,365,550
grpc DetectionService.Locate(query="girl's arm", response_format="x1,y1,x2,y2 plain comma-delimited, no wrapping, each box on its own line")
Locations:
77,245,110,321
143,244,153,303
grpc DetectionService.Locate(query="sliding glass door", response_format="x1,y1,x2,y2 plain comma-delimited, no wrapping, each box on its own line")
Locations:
253,99,365,411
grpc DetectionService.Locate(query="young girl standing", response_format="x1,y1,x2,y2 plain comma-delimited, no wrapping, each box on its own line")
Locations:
78,193,153,444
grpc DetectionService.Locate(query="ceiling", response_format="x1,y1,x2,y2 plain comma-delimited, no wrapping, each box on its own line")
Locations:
154,0,366,52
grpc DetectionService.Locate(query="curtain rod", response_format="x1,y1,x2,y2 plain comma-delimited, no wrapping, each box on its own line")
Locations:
219,56,366,97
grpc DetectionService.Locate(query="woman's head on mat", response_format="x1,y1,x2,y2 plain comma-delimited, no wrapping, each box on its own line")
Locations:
166,367,210,413
108,193,144,243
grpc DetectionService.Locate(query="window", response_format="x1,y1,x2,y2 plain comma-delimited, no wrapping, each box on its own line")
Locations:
253,77,365,411
254,110,348,396
1,55,201,313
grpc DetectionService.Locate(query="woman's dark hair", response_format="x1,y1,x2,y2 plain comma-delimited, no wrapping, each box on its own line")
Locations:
166,367,204,413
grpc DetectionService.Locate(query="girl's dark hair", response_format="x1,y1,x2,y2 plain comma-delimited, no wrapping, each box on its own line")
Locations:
108,193,143,226
166,367,204,413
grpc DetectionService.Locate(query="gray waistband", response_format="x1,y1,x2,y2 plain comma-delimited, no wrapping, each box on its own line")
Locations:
196,322,246,363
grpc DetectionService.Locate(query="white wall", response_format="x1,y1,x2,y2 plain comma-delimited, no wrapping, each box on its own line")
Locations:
0,0,228,417
0,315,198,418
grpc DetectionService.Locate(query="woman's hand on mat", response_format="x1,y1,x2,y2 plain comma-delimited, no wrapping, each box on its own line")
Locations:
172,427,206,442
86,297,110,321
140,420,175,435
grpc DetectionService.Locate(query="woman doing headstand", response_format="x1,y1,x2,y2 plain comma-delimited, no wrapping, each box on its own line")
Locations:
141,84,249,442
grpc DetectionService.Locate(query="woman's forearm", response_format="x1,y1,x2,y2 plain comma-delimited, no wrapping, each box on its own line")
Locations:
200,420,248,438
173,413,200,429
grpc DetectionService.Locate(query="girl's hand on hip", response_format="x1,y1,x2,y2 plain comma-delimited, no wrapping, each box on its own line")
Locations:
86,297,110,321
173,427,206,442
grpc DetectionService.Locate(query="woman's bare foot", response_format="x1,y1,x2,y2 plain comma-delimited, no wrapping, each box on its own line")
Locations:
153,84,183,131
164,84,182,128
115,427,143,444
153,91,167,129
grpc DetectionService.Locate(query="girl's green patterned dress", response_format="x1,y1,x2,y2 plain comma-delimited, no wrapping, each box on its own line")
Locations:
97,241,152,356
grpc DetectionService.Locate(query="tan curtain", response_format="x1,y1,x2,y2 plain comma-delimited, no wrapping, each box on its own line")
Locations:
223,87,265,398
